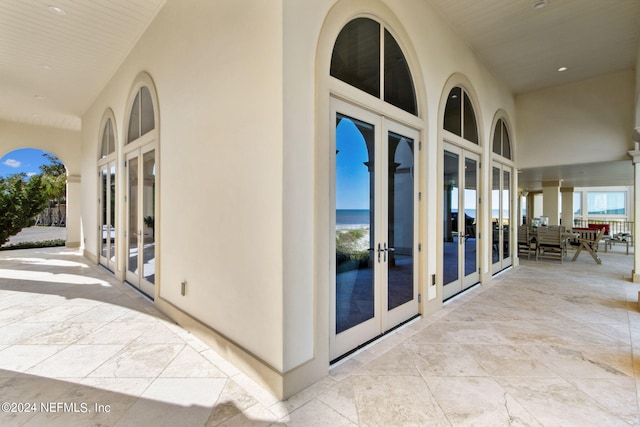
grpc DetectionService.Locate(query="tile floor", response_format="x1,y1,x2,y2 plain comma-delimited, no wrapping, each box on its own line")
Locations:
0,245,638,426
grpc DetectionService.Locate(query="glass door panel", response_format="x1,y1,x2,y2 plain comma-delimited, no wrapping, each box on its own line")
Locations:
142,151,156,284
109,165,116,267
503,170,511,261
383,124,418,331
443,145,479,300
100,167,108,260
331,98,419,360
443,150,459,286
492,166,500,265
387,132,413,311
491,163,513,273
464,158,478,278
335,112,376,334
99,163,116,271
127,155,139,277
126,149,156,298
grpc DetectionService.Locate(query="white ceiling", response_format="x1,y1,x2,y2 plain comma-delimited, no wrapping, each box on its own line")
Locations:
429,0,640,191
429,0,640,94
0,0,165,130
0,0,638,190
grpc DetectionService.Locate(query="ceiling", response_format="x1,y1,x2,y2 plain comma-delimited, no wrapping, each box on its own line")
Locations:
0,0,165,130
428,0,640,192
429,0,640,94
0,0,638,190
517,160,634,193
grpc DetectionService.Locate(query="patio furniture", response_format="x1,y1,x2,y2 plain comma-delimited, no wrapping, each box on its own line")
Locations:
536,226,566,263
571,227,605,264
604,233,632,255
517,225,535,260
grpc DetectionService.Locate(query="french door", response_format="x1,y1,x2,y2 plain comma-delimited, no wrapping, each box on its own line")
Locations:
125,147,156,297
99,162,116,271
331,99,419,360
442,144,480,300
491,162,512,273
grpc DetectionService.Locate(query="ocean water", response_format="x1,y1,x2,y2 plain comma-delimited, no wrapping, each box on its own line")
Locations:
337,209,510,225
337,209,369,225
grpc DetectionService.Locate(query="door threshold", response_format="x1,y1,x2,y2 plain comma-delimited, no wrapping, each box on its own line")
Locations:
443,282,481,304
123,280,154,302
330,314,421,366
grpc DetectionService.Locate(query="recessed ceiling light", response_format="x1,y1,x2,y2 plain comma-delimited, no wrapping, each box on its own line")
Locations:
532,0,548,10
558,66,567,72
34,95,45,100
40,64,53,71
48,6,66,15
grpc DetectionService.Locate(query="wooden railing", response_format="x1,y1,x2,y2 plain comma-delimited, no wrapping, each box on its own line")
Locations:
572,219,633,235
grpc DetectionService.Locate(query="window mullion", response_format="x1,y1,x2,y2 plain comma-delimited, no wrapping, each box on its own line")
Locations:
379,25,384,103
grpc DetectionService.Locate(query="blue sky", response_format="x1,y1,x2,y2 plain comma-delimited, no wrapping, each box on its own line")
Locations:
336,118,370,210
0,148,54,178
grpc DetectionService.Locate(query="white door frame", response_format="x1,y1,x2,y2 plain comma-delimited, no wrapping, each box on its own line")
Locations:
330,98,419,360
491,161,513,274
124,145,156,298
442,143,480,300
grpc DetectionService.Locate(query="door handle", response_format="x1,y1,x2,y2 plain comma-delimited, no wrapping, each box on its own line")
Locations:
377,243,389,263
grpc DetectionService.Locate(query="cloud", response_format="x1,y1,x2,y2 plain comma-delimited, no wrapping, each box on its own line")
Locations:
3,159,21,168
26,172,37,177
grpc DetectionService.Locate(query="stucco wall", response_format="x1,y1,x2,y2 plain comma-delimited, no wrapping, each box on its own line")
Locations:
0,120,82,247
0,120,81,174
81,0,285,371
282,0,516,390
636,42,640,131
516,70,635,169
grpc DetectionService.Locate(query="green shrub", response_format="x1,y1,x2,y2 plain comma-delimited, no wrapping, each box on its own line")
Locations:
0,174,48,246
0,239,66,251
336,228,370,272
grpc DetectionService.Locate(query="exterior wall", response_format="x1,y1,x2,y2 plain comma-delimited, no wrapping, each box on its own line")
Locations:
283,0,516,396
0,120,82,247
516,70,635,169
81,0,286,389
636,42,640,130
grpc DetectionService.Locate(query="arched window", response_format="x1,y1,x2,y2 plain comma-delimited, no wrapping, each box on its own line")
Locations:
100,118,115,159
123,74,158,297
98,110,117,272
331,18,417,115
443,86,478,144
492,118,511,160
127,86,155,143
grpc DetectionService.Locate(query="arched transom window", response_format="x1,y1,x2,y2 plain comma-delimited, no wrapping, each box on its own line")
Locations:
100,118,115,159
492,118,511,160
330,17,417,115
127,86,155,144
443,86,478,144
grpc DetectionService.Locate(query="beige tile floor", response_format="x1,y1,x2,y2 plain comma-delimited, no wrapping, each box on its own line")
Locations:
0,245,638,426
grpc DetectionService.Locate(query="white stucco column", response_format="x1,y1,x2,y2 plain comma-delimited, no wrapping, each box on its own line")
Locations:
66,174,81,248
629,141,640,282
560,187,574,228
542,180,562,226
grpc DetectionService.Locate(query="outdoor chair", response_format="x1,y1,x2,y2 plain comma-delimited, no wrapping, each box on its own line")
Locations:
536,226,565,263
571,227,605,264
517,225,535,260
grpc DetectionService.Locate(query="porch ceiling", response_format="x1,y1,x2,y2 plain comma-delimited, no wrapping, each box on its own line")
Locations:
0,1,638,191
518,160,633,193
0,0,165,131
428,0,640,95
